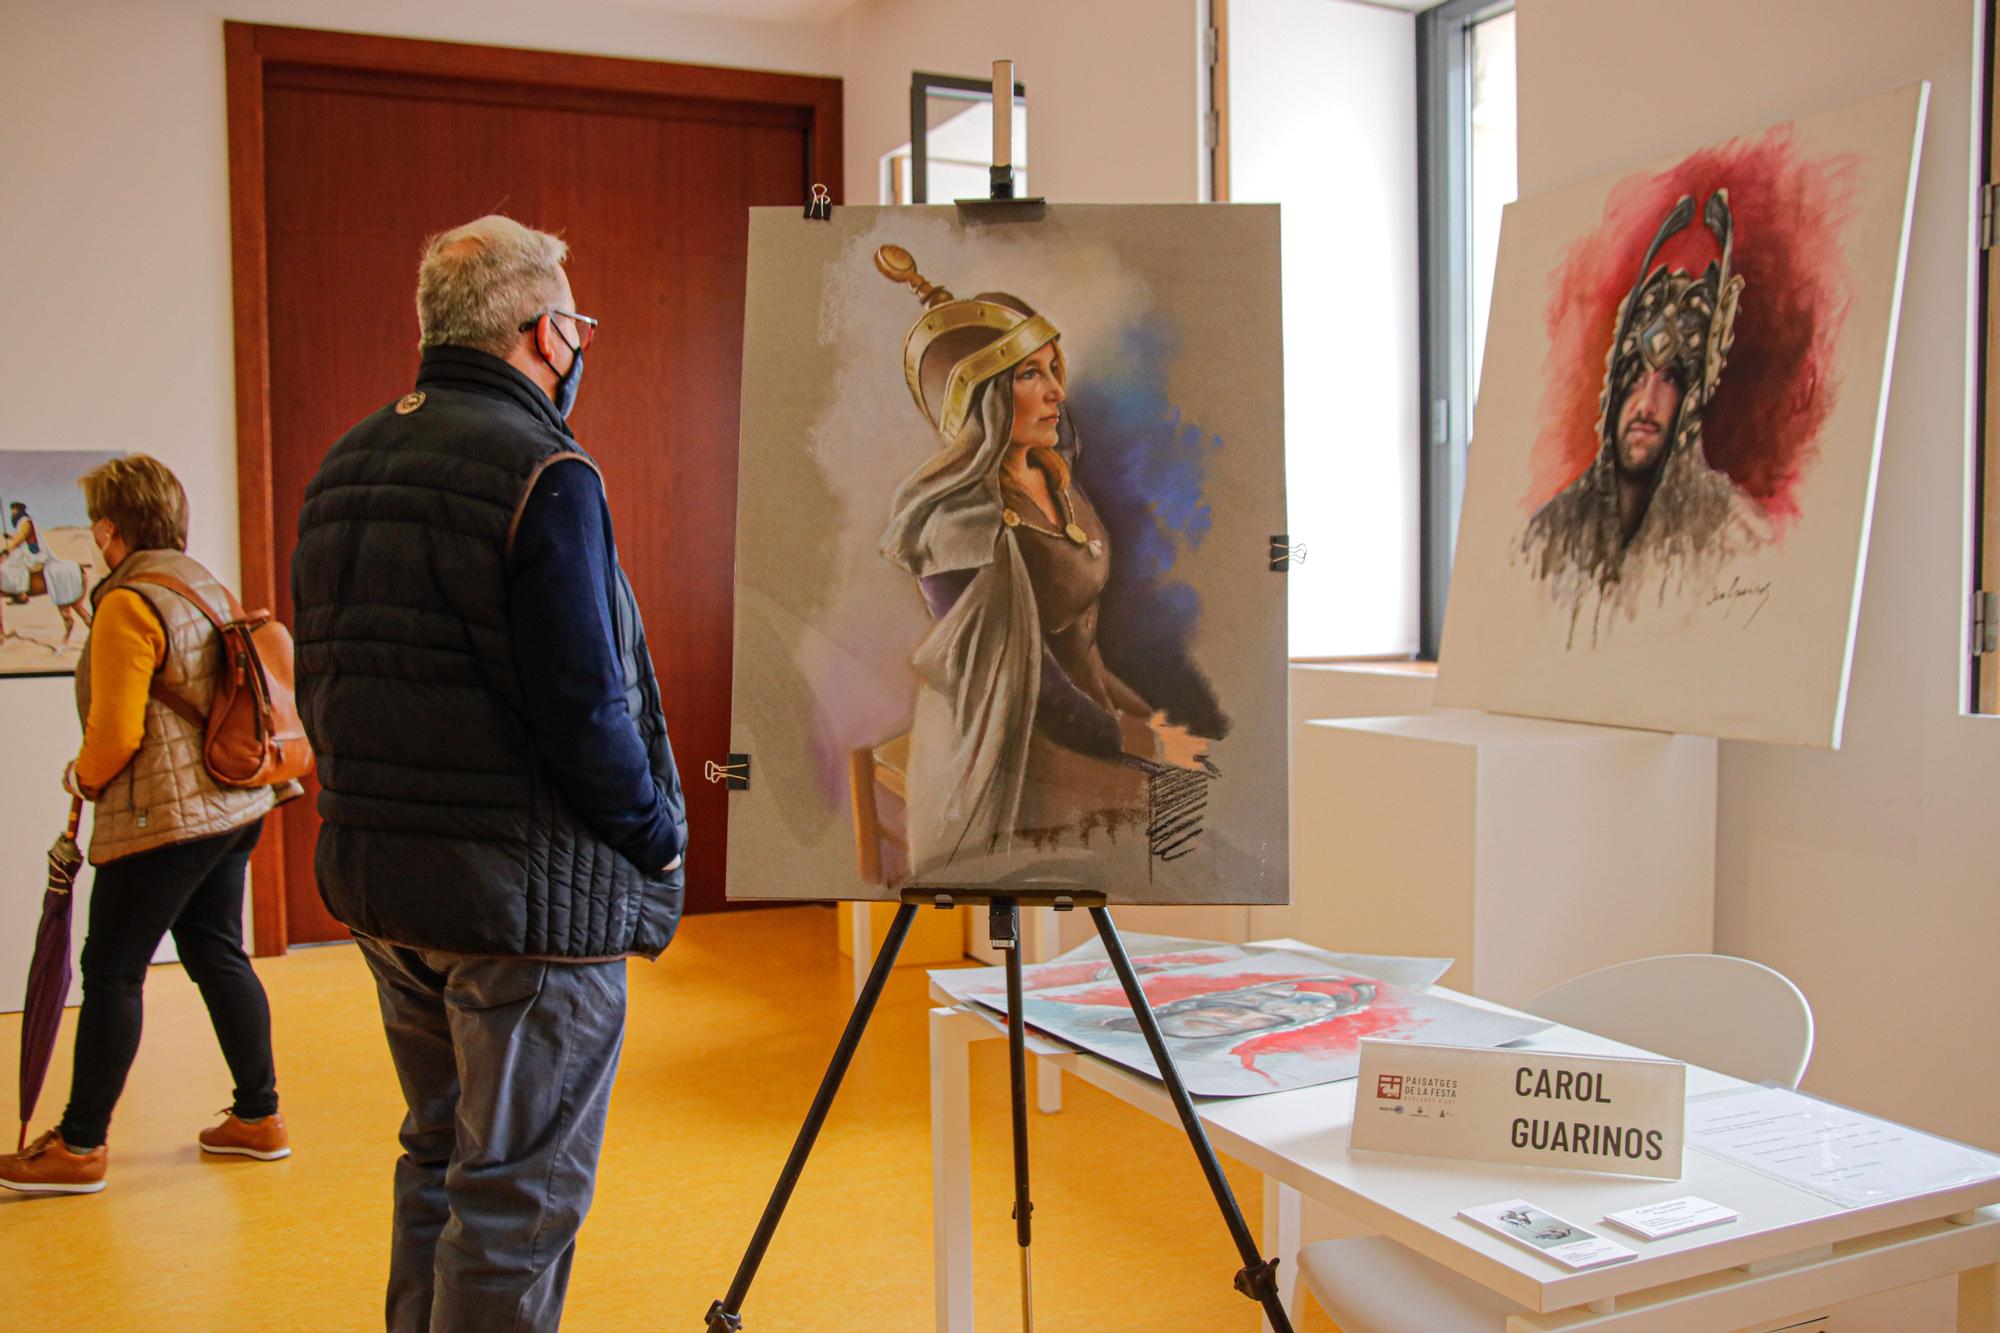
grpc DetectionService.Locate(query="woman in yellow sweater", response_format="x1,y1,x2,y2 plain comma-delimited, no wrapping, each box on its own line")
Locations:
0,455,293,1195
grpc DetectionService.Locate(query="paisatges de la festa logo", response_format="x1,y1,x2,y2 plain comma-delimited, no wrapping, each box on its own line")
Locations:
1372,1073,1460,1117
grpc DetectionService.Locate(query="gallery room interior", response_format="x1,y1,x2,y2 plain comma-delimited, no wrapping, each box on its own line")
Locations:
2,0,1997,1329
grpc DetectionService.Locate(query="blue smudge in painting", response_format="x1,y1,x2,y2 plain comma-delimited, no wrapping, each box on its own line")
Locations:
1069,319,1230,739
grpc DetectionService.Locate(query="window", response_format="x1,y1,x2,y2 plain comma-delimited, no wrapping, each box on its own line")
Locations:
1417,0,1518,658
1227,0,1423,659
1226,0,1514,661
1977,7,1998,711
882,72,1027,205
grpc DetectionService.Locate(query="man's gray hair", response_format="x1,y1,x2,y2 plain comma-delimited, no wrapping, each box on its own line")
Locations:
416,215,569,354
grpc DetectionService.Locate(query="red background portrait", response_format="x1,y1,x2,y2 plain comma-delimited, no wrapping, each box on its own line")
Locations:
1521,126,1861,533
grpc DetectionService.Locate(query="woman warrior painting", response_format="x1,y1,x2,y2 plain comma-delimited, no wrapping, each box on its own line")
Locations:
874,245,1209,878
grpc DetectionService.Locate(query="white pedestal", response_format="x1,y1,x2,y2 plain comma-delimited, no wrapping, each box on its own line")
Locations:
1254,711,1717,1007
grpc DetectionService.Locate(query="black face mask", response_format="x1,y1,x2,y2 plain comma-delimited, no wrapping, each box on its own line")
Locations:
536,323,585,419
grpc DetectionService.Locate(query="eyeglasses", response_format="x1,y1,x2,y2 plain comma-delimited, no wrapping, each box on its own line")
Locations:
519,309,599,353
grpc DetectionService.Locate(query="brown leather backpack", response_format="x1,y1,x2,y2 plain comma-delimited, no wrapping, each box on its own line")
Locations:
124,572,314,789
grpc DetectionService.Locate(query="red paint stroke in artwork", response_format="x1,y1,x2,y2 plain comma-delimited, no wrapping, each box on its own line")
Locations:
1045,970,1317,1009
1523,125,1860,533
961,950,1240,998
1228,984,1416,1081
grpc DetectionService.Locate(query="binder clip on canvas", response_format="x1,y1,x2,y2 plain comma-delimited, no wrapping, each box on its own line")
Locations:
704,60,1294,1333
803,183,831,222
702,755,750,790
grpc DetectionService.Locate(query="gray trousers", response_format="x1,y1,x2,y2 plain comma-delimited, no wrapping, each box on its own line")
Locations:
357,936,628,1333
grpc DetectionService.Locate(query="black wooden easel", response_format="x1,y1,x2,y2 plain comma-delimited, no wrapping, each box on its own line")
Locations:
702,889,1292,1332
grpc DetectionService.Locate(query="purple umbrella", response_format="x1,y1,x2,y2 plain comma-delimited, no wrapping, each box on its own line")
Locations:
19,797,82,1152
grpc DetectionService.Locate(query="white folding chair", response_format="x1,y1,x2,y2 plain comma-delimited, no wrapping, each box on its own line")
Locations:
1296,954,1814,1332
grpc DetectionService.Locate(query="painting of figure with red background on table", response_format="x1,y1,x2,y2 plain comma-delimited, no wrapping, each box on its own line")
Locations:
1000,954,1549,1097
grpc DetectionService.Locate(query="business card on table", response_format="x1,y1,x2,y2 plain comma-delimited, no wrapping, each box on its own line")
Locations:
1459,1199,1637,1270
1602,1196,1739,1240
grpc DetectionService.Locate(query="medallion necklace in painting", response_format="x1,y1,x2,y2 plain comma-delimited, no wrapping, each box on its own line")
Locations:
1000,480,1100,557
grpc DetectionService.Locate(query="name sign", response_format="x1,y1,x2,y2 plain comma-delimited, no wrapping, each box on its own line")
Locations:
1350,1039,1686,1179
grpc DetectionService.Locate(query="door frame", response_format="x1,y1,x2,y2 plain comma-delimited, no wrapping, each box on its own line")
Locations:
222,20,843,954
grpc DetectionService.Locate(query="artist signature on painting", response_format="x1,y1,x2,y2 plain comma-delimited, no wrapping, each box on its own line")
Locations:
1707,575,1772,627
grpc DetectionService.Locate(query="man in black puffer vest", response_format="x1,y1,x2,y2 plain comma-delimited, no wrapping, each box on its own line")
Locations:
292,215,686,1333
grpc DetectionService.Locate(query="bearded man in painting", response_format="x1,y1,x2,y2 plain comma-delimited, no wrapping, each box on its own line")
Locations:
1522,191,1771,622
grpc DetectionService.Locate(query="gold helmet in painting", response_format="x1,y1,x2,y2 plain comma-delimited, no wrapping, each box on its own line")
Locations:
1595,191,1745,460
875,244,1065,441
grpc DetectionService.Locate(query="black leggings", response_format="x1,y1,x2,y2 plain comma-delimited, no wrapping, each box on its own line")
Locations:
59,819,278,1150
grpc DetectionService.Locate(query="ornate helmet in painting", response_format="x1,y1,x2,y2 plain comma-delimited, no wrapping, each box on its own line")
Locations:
1594,191,1745,464
875,244,1065,441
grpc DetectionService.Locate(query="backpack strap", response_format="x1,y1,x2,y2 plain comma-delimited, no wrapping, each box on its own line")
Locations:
121,570,245,631
148,677,209,730
121,571,252,729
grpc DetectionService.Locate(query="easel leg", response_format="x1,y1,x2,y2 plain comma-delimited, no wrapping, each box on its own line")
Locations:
706,903,918,1331
1089,907,1295,1333
998,901,1036,1332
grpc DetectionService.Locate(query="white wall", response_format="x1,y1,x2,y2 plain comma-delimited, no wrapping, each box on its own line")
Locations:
835,0,1204,206
1230,0,1420,658
1520,0,1996,1155
0,0,834,1003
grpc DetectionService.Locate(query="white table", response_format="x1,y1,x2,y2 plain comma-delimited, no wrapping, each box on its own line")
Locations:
926,949,2000,1332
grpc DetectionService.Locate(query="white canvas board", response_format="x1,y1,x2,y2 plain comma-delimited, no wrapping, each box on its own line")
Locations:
1436,84,1927,747
727,205,1288,901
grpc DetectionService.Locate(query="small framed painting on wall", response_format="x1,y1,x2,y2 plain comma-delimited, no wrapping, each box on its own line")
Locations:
1,449,122,678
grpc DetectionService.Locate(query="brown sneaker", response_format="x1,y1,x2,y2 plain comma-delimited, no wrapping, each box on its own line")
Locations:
198,1110,291,1161
0,1129,108,1194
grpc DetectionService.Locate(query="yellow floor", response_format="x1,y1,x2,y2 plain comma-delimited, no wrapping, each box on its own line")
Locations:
0,905,1340,1331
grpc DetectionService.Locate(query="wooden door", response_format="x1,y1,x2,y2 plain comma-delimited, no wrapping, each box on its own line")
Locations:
227,25,840,948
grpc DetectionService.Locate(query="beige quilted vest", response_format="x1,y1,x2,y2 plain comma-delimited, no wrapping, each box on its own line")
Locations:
75,550,276,864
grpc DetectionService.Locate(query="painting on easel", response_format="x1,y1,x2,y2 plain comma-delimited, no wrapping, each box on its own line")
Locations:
727,205,1288,905
1,449,120,678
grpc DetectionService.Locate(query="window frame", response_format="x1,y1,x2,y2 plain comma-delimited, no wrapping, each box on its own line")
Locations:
1416,0,1515,660
1975,0,1998,711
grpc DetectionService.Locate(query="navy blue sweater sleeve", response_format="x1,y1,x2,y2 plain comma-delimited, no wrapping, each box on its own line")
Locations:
507,459,679,871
